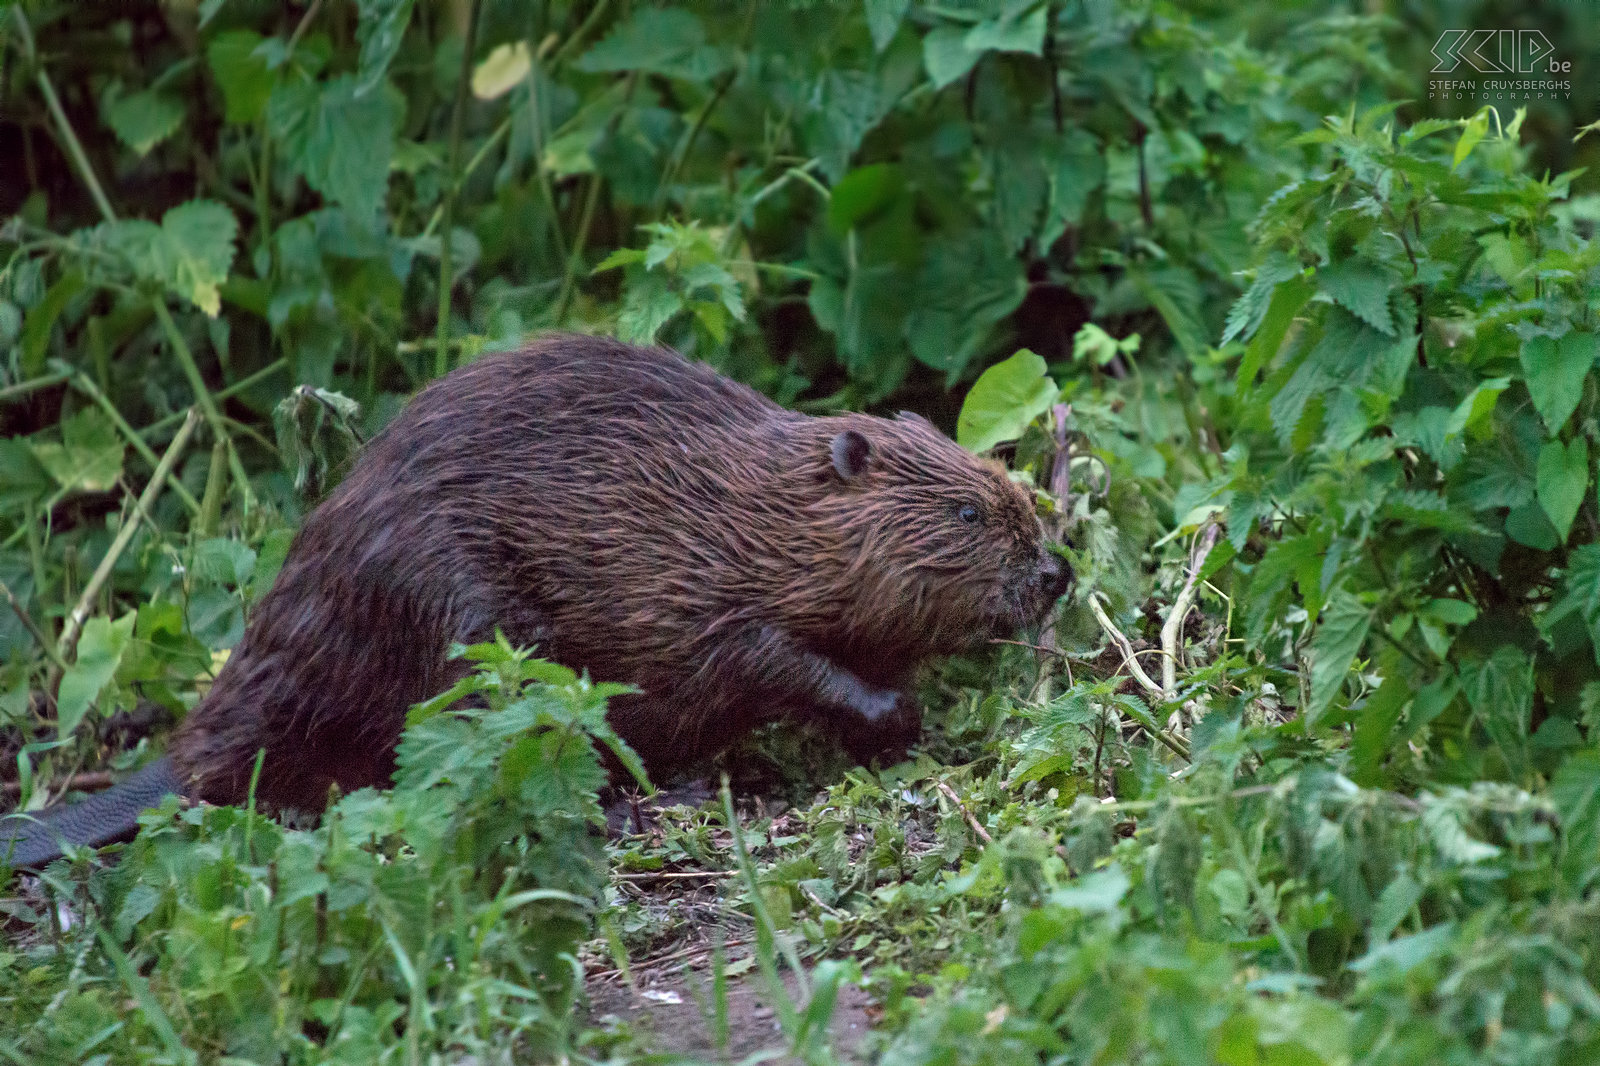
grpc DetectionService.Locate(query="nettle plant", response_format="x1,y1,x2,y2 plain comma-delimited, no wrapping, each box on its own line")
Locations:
1204,104,1600,788
4,638,634,1063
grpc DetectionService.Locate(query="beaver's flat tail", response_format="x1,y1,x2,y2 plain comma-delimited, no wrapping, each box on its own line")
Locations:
1,757,185,870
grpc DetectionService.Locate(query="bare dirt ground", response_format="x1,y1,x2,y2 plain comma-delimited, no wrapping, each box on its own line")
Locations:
586,965,877,1063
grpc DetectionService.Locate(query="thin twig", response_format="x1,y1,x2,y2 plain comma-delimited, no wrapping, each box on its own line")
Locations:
1161,521,1220,697
2,769,113,796
1087,593,1162,699
613,870,735,883
49,410,201,684
57,364,202,516
0,369,71,404
935,781,993,844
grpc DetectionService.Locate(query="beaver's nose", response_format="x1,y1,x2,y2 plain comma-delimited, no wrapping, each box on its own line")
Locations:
1040,551,1074,602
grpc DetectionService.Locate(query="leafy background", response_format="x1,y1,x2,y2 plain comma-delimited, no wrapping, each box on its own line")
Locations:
3,0,1600,1062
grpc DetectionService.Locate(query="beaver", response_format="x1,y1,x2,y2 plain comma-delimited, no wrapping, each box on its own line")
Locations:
3,335,1071,866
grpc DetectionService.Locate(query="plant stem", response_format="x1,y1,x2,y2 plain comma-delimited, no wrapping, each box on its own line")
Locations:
435,0,484,379
151,298,255,512
56,364,203,516
12,7,117,224
555,72,638,324
139,357,289,438
0,369,71,403
49,409,201,685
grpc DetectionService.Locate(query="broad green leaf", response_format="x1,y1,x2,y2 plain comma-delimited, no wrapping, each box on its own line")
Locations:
923,26,979,89
1306,588,1371,730
269,75,402,220
573,8,729,80
1045,128,1105,232
1045,864,1129,914
19,269,85,376
207,30,274,124
828,164,905,233
966,3,1046,56
1452,110,1489,170
1223,253,1301,346
864,0,910,51
1551,544,1600,664
907,228,1026,378
31,407,124,494
155,200,239,316
1347,921,1456,975
472,41,531,100
1350,670,1409,786
0,439,54,513
1317,257,1396,336
353,0,415,95
55,612,135,740
956,349,1060,453
617,273,683,343
103,86,185,156
1521,331,1598,433
1444,376,1509,441
1537,437,1588,542
1236,274,1312,393
1552,749,1600,892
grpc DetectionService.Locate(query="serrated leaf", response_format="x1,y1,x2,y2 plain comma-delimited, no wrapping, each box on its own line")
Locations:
1521,331,1598,433
1537,436,1588,542
1552,545,1600,663
617,273,683,343
31,407,124,494
103,86,185,156
56,613,135,740
354,0,415,95
1317,257,1396,336
156,200,239,316
207,30,274,124
1444,377,1509,442
1453,110,1489,170
574,8,729,81
1236,274,1312,393
956,349,1060,453
1306,588,1370,730
1223,254,1301,346
269,74,401,220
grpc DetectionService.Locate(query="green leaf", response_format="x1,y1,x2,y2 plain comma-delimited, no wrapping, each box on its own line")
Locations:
103,86,185,156
956,349,1060,453
155,200,239,316
923,26,979,89
907,228,1026,377
1350,671,1409,786
1537,437,1589,542
354,0,416,95
1445,377,1509,442
864,0,910,51
1317,257,1396,337
828,164,905,234
1521,331,1599,433
269,74,402,220
56,613,135,740
207,30,275,124
19,270,85,376
574,8,729,80
1306,588,1371,730
31,407,124,494
966,3,1046,56
1552,749,1600,892
1552,545,1600,664
1452,110,1489,170
1236,275,1312,393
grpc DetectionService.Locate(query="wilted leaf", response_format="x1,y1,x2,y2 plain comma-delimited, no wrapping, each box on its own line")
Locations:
473,41,532,100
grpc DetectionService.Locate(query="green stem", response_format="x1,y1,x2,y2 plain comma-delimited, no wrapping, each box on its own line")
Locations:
435,0,484,380
12,8,117,224
139,357,288,438
421,116,511,240
0,369,71,404
555,71,638,325
151,298,255,512
56,364,202,517
50,410,201,686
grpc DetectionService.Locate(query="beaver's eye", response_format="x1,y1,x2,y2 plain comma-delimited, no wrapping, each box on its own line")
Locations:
958,504,981,524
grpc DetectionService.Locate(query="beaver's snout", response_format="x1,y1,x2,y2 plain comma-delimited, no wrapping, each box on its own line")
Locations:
1040,551,1074,604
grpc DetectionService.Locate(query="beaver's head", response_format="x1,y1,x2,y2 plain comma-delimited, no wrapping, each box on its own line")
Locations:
808,412,1073,656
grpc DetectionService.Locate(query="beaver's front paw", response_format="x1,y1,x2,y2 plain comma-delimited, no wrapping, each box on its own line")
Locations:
839,691,922,767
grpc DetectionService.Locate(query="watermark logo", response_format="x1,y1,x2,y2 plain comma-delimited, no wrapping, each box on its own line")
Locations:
1431,30,1566,74
1429,29,1571,102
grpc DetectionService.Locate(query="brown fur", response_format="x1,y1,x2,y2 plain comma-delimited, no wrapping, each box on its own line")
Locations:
170,336,1071,808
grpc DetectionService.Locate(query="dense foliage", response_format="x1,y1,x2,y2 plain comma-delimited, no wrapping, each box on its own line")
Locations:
3,0,1600,1062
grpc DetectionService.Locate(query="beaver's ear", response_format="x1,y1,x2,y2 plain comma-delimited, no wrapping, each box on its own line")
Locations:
830,430,872,481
